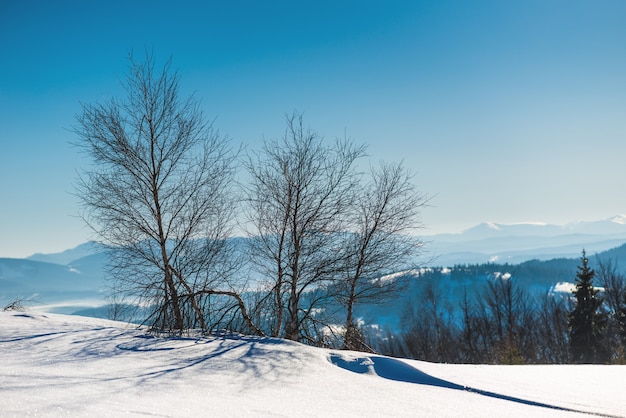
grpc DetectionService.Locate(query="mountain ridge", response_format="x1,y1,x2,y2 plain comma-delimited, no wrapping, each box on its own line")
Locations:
427,214,626,240
19,215,626,265
422,215,626,265
26,241,103,265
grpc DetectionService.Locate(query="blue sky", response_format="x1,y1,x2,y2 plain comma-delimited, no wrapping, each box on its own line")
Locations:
1,1,625,258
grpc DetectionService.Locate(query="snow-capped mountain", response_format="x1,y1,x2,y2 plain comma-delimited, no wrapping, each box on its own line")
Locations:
425,215,626,265
433,214,626,240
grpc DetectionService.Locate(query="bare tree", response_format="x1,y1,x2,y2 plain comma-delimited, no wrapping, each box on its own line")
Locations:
74,53,254,333
459,288,482,363
399,280,459,362
596,259,626,316
596,258,626,360
481,275,536,363
337,161,428,350
536,292,570,363
244,113,365,341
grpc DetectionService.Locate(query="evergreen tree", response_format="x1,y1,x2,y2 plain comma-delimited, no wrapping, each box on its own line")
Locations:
568,250,609,363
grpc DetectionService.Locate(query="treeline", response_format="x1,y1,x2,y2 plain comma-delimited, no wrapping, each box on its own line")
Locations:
373,254,626,364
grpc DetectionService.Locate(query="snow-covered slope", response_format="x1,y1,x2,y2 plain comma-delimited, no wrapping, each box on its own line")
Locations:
0,311,624,417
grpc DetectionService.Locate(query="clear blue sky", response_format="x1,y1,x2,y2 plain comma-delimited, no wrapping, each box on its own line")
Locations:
1,0,625,258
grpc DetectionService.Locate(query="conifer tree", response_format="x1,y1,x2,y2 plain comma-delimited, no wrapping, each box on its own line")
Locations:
568,250,608,363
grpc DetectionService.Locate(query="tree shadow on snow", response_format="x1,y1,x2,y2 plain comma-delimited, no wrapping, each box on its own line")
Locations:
112,334,307,386
329,354,620,418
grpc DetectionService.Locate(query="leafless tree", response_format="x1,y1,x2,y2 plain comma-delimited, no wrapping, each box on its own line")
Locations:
3,295,39,311
596,258,626,315
536,292,570,363
337,161,428,350
481,275,536,363
459,288,482,362
243,113,365,341
399,280,459,362
73,53,257,333
596,258,626,360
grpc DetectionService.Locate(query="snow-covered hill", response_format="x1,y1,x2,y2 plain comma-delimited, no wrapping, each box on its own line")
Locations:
0,311,623,417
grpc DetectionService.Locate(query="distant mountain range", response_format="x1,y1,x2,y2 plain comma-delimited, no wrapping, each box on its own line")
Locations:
2,215,626,322
27,242,102,265
424,214,626,265
0,245,108,314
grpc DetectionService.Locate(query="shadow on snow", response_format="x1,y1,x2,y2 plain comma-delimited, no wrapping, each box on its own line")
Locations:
329,354,621,418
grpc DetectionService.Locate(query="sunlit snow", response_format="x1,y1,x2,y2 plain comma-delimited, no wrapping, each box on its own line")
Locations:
1,312,624,417
609,214,626,225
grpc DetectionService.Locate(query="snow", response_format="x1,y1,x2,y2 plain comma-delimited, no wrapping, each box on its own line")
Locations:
493,272,512,280
377,269,420,283
485,221,501,230
1,311,625,417
552,282,577,294
551,282,605,295
609,214,626,225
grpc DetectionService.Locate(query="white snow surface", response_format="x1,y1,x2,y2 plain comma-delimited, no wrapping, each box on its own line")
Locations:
1,312,624,417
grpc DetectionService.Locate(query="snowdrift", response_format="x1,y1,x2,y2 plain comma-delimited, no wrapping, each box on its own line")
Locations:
0,311,624,417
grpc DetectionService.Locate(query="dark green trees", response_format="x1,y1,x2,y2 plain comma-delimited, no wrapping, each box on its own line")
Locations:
568,250,608,363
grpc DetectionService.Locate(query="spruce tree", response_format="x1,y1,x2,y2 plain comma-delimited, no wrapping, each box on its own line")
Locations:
568,250,609,363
